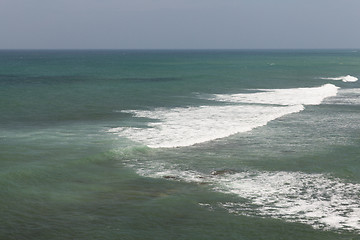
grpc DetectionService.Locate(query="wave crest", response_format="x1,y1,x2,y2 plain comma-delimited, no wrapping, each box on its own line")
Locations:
320,75,358,82
211,84,338,106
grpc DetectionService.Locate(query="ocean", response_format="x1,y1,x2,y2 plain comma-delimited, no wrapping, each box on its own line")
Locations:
1,50,359,239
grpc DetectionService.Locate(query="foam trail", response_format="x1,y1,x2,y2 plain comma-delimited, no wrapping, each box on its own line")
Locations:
320,75,358,82
214,171,360,232
132,162,360,233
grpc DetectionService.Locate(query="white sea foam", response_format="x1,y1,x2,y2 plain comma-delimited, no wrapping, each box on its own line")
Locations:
108,84,338,148
214,171,360,232
132,163,360,232
320,75,358,83
211,84,339,105
108,105,304,148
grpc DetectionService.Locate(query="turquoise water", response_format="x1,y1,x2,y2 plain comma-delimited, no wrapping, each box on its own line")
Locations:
1,50,360,239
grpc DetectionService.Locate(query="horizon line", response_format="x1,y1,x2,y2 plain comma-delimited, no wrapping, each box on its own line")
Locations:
0,48,359,51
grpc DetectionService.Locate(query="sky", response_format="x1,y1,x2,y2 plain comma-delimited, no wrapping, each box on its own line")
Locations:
0,0,359,49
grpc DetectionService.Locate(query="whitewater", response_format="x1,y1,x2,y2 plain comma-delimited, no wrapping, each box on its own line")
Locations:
319,75,358,83
132,161,360,233
108,80,360,233
108,84,338,148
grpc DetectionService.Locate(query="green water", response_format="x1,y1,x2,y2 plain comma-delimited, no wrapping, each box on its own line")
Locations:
1,50,360,239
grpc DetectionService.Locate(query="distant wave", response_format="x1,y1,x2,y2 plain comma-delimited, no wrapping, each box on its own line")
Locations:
211,83,338,106
319,75,358,82
108,84,338,148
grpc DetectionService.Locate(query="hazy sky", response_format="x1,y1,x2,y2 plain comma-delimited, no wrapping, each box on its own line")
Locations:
1,0,359,49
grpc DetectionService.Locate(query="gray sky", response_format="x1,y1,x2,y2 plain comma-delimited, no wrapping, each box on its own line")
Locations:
0,0,359,49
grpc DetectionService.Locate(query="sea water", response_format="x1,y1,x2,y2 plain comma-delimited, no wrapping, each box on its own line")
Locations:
1,50,360,239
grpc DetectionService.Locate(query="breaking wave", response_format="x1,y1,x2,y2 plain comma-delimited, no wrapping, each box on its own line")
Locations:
319,75,358,83
108,84,338,148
